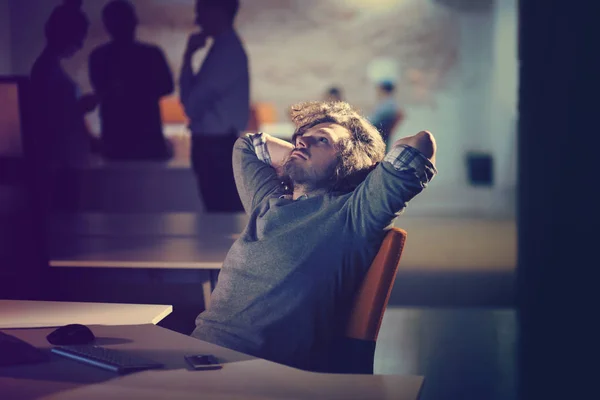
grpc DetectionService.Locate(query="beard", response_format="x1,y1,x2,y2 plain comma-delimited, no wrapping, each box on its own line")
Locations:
281,156,335,191
282,156,313,185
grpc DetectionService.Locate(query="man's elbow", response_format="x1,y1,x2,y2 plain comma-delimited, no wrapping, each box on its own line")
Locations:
415,131,436,160
393,130,437,163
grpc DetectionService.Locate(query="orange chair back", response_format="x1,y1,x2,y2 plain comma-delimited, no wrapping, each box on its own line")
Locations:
246,105,260,132
345,228,407,341
160,96,188,124
253,102,277,125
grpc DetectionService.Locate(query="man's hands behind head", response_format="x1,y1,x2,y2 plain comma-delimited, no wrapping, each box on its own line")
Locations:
393,131,436,165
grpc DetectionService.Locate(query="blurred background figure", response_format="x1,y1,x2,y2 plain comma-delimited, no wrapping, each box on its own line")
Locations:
368,80,404,145
324,86,344,102
89,0,174,161
179,0,248,213
29,0,95,213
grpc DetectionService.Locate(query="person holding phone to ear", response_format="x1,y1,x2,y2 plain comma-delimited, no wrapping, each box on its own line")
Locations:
179,0,249,213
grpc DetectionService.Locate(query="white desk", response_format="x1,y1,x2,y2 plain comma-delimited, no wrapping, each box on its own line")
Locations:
48,212,517,272
48,236,231,270
0,323,424,400
0,300,172,329
48,213,249,270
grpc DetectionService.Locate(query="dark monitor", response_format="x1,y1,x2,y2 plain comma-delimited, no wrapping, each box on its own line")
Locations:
0,76,31,185
0,76,45,300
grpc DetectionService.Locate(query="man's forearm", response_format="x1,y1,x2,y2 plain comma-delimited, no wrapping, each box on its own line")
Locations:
264,134,294,171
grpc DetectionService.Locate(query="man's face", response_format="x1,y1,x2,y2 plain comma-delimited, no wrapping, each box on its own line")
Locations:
283,122,351,189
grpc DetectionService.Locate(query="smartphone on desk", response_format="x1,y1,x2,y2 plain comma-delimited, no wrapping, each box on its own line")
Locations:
184,354,223,370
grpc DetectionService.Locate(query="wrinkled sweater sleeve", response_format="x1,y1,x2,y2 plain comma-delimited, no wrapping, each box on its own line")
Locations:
346,144,437,238
232,133,283,213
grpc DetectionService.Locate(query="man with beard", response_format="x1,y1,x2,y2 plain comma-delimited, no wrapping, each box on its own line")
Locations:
191,101,437,371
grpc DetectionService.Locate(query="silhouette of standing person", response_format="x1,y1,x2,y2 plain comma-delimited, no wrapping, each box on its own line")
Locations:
29,0,96,213
368,81,405,146
89,0,174,161
180,0,249,213
324,86,344,102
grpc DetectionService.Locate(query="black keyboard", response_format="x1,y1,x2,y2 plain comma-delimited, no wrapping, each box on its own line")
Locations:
51,345,164,374
0,330,49,366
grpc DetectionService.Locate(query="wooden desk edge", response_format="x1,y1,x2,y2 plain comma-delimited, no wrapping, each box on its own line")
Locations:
152,305,174,324
0,302,174,328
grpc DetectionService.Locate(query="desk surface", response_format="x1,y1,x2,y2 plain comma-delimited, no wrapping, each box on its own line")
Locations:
0,300,172,328
48,212,516,271
1,323,424,400
49,213,249,269
49,236,231,269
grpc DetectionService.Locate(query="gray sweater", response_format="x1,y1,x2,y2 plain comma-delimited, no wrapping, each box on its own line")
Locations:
191,134,436,370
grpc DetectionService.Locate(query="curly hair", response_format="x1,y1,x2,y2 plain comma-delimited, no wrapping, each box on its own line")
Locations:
288,101,386,193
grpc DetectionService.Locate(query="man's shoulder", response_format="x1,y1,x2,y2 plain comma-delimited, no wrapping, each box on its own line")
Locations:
89,43,112,63
214,31,248,59
111,42,165,59
91,42,164,57
377,98,399,113
30,55,64,87
30,55,50,78
134,42,164,54
90,42,112,54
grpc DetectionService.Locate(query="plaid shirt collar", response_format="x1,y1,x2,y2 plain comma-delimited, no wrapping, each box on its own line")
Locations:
278,194,308,201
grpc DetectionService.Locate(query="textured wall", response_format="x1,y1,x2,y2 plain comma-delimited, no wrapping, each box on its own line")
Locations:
57,0,461,121
8,0,518,217
0,0,11,74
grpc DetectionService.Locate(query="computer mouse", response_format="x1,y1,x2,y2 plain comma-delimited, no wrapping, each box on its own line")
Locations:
47,324,96,345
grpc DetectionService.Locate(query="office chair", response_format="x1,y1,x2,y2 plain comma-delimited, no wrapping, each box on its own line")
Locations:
330,227,408,374
160,96,188,124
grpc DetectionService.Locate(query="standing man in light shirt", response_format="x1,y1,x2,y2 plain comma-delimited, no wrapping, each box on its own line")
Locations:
179,0,249,212
369,80,404,148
